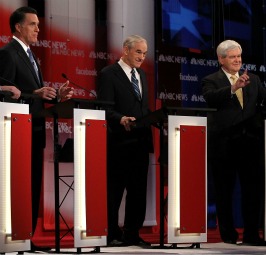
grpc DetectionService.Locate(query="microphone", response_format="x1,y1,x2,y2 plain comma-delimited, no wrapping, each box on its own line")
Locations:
61,73,97,98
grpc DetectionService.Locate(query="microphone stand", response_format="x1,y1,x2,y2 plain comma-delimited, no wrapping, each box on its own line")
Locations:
61,73,97,98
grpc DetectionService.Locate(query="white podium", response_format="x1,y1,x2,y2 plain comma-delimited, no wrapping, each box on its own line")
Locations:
0,102,31,253
73,108,107,248
168,115,207,244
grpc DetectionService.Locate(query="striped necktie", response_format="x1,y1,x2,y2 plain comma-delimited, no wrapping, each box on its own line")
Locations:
27,48,40,82
230,75,243,108
131,69,141,100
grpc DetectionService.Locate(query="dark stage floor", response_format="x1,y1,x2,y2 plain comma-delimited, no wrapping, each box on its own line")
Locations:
5,242,266,255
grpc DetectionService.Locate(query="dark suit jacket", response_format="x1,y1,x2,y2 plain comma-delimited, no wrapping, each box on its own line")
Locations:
97,62,153,153
202,69,266,138
0,38,45,146
0,39,43,113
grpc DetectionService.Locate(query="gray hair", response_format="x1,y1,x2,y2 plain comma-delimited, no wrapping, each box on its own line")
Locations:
123,35,147,49
216,40,242,58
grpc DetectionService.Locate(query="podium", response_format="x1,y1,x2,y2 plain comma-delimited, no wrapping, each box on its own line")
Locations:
43,99,113,252
0,100,32,253
134,106,215,247
167,114,207,245
166,108,223,247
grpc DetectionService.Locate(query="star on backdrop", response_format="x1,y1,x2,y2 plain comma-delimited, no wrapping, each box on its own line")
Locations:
167,3,205,45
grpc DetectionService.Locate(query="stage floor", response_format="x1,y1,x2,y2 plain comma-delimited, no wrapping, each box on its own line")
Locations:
5,242,266,254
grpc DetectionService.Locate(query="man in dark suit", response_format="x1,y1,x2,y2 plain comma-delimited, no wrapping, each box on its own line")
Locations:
97,35,153,247
202,40,266,246
0,6,73,250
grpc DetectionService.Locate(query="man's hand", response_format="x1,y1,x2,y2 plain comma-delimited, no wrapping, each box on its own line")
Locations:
4,85,21,99
58,81,74,100
33,86,57,100
231,70,250,93
120,116,136,131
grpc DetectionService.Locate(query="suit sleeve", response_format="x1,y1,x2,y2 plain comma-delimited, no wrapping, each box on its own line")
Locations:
0,49,17,84
97,69,124,122
201,75,235,108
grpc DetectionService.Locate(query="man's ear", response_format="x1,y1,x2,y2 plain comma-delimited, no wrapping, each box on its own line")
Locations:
124,46,129,55
15,23,21,33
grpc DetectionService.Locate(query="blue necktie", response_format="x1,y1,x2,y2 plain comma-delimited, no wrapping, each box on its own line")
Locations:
131,69,141,100
27,48,40,81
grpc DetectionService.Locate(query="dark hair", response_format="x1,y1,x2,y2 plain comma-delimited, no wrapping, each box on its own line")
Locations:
10,6,37,33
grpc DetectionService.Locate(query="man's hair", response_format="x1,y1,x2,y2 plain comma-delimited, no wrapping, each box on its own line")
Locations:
123,35,147,49
10,6,37,33
216,40,242,58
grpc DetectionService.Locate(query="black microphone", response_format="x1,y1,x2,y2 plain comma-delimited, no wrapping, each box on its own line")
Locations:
61,73,97,98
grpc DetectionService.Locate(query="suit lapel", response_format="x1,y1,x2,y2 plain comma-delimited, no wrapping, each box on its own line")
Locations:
218,69,242,107
11,39,42,87
238,71,249,107
114,63,141,101
137,68,146,99
219,69,248,108
218,69,231,86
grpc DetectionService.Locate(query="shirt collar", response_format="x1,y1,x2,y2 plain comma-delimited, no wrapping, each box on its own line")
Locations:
118,58,135,76
222,68,239,81
13,35,30,55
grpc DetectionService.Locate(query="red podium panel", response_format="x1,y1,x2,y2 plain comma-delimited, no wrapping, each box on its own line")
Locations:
85,119,107,236
179,125,206,234
10,113,32,240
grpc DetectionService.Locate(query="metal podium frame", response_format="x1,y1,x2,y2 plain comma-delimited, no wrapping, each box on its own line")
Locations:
43,99,112,253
